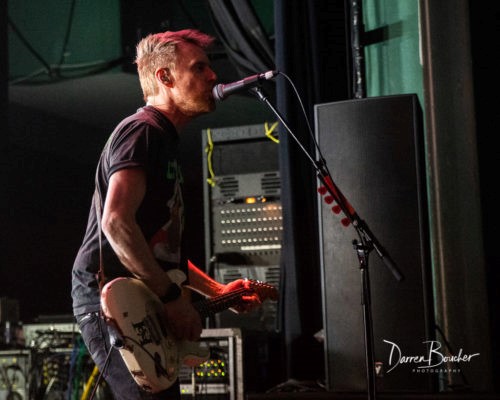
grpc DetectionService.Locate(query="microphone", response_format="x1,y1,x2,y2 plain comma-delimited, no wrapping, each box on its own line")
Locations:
212,70,278,101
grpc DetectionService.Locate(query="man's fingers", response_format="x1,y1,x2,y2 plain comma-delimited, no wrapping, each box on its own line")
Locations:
241,294,261,303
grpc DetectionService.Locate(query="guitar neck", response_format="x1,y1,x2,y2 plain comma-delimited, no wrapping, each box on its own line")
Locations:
194,288,249,318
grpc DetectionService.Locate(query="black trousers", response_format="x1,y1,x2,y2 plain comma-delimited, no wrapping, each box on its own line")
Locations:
76,312,181,400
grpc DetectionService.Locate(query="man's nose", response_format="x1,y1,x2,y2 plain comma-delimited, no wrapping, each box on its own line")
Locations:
207,68,217,82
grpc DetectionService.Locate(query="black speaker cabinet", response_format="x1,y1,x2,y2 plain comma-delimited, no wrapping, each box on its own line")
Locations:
314,95,435,392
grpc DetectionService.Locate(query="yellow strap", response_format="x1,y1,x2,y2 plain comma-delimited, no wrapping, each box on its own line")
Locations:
205,128,216,187
265,121,279,143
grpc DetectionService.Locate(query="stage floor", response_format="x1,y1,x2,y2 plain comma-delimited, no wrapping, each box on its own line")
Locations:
247,391,500,400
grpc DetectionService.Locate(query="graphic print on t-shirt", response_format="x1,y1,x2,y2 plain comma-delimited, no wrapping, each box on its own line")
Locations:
149,160,184,264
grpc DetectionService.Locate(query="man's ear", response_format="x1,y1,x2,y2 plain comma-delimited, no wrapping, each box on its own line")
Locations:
157,68,172,85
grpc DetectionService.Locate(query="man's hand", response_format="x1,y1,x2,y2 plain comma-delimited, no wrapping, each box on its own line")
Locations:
163,295,202,341
222,278,262,313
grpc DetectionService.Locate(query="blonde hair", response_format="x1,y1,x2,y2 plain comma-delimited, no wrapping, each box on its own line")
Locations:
135,29,215,101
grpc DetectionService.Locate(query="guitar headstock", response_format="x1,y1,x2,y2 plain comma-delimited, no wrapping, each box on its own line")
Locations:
247,279,279,301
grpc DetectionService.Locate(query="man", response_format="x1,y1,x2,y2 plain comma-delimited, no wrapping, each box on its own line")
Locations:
71,29,261,399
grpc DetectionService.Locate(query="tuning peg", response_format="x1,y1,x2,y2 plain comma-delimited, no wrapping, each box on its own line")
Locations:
332,205,341,214
341,217,350,227
324,195,334,204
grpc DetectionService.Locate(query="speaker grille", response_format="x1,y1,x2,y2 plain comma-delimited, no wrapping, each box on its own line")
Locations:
261,172,281,195
218,176,239,198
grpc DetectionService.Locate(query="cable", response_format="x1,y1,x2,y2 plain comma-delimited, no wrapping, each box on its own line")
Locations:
277,71,332,178
7,16,52,74
67,340,79,400
86,332,175,400
58,0,77,67
205,128,217,187
8,67,47,85
9,3,127,84
264,121,279,143
81,365,100,400
87,345,113,400
254,71,363,240
8,8,125,83
68,336,89,400
204,121,278,189
8,57,127,85
277,72,315,142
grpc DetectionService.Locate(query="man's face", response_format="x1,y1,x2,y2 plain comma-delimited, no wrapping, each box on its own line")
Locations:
169,42,217,117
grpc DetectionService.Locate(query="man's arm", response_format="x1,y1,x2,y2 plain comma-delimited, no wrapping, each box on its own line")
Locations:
187,260,261,313
101,167,202,340
101,167,173,297
187,260,224,297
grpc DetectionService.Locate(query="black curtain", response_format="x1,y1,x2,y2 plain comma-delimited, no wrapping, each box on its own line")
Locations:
469,1,500,389
274,0,351,381
207,0,274,77
0,0,8,287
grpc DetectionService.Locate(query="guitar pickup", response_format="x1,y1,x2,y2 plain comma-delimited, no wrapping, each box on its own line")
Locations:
144,314,163,345
142,300,167,345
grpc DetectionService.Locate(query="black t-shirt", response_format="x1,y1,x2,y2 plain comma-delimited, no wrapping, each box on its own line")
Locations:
71,106,186,316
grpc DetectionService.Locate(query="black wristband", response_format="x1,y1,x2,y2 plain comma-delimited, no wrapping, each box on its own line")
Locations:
160,283,182,303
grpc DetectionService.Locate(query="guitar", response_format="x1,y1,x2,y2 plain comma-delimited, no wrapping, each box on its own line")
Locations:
100,272,278,393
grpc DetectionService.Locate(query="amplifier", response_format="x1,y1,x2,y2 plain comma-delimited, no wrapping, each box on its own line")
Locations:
179,328,243,400
202,124,282,267
202,124,282,332
213,264,280,332
0,350,29,400
0,298,21,349
211,184,282,260
31,348,74,399
22,322,93,400
23,322,79,350
0,298,19,323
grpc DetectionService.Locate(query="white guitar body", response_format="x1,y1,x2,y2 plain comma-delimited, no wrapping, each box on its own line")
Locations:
100,277,209,393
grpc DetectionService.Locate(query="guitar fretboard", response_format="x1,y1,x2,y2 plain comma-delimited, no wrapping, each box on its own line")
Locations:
192,279,277,318
194,288,250,318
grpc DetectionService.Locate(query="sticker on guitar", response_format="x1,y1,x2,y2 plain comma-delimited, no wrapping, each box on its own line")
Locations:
100,274,278,393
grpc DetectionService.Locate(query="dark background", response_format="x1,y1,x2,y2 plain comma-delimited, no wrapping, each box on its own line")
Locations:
2,0,276,322
1,0,499,394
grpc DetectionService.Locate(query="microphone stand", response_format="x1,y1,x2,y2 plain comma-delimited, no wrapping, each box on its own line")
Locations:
251,86,404,400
